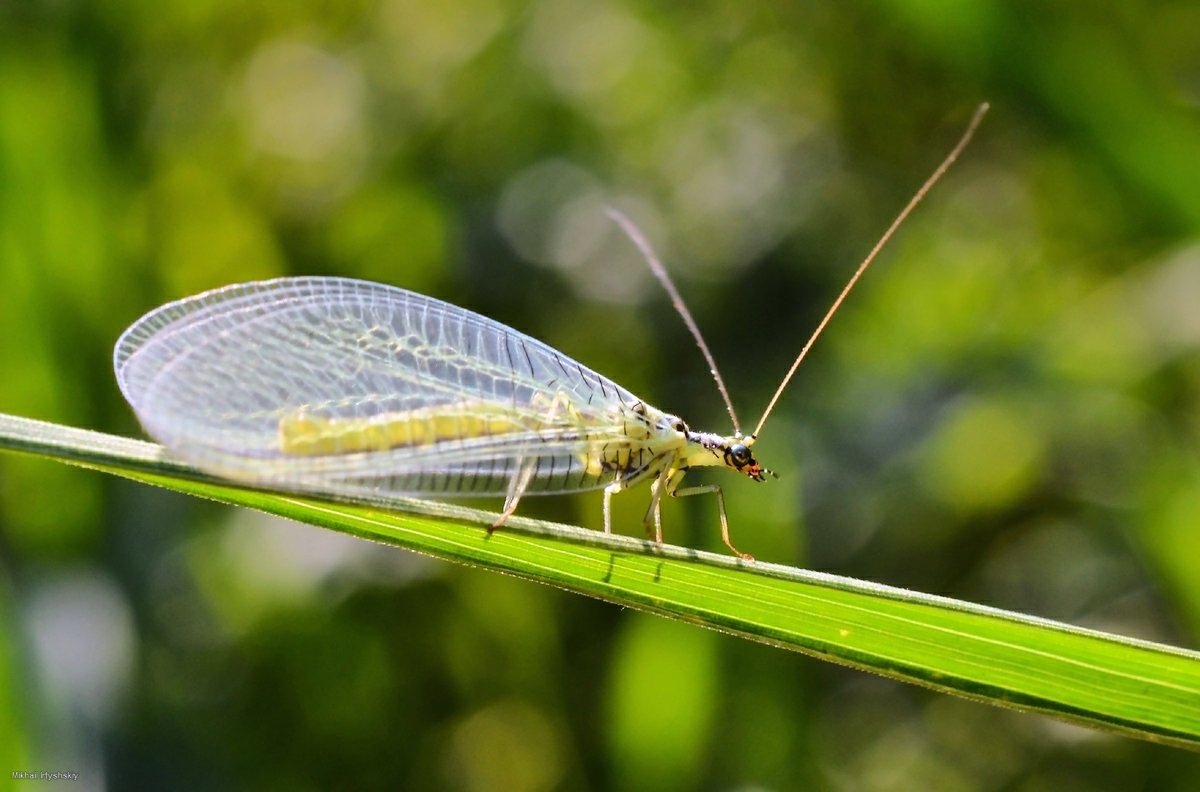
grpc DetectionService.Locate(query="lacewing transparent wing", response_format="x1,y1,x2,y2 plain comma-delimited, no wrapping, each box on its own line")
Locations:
115,276,770,558
114,277,680,503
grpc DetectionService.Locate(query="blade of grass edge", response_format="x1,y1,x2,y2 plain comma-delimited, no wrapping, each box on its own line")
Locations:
1,412,1198,750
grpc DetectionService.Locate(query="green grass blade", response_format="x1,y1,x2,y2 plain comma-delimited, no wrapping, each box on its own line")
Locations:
2,412,1198,750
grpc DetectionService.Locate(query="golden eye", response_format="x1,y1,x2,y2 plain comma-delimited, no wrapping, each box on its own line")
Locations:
671,418,687,432
729,444,751,467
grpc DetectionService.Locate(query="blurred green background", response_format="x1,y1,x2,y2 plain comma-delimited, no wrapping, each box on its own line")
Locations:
2,0,1199,788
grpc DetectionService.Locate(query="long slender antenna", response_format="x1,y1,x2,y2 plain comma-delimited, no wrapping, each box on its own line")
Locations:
751,102,990,439
606,207,743,435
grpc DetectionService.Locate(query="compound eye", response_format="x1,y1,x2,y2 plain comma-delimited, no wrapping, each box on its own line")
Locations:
729,444,751,467
670,417,687,433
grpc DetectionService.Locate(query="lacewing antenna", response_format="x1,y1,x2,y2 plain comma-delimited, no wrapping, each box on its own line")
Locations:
607,102,988,443
751,102,990,439
606,207,744,436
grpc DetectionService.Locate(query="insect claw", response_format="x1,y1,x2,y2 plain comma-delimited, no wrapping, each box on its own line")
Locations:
489,512,511,534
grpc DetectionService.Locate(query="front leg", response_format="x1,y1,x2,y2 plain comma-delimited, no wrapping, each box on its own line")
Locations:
669,480,754,561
